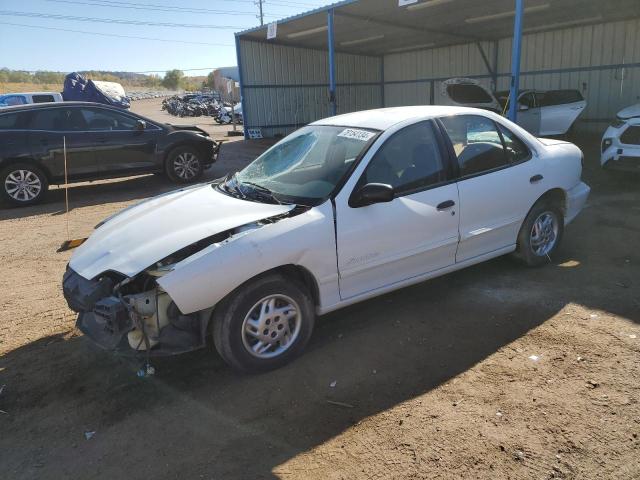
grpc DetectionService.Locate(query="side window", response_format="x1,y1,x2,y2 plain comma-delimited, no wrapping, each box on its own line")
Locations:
497,124,531,163
31,108,87,131
519,92,536,109
0,112,29,129
361,121,447,194
32,95,55,103
81,108,138,131
0,95,27,106
440,115,508,177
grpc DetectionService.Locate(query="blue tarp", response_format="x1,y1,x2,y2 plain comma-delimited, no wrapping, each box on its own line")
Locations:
62,73,130,109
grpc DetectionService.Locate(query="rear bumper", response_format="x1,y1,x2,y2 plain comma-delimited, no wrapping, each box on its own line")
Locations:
565,181,590,225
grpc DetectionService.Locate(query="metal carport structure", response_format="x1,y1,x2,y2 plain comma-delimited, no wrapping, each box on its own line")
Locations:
235,0,640,138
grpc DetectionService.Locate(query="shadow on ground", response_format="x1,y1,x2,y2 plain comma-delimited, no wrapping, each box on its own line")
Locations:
0,135,638,479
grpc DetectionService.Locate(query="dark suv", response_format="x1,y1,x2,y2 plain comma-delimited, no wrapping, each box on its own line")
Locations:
0,102,220,206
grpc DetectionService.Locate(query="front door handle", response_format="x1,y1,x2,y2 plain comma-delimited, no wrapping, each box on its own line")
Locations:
437,200,455,210
530,174,543,183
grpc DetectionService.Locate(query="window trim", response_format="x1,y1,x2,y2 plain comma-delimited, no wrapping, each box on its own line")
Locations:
78,105,162,132
348,119,456,204
436,114,532,182
14,105,163,133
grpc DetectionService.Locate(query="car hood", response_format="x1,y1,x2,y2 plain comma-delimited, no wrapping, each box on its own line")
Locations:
69,184,294,280
617,103,640,120
167,124,210,136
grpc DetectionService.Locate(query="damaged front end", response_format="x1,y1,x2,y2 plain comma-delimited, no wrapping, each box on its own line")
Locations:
63,267,210,356
63,205,310,356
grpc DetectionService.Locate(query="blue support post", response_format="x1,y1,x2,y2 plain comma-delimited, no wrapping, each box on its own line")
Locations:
508,0,524,122
327,8,337,116
235,34,249,139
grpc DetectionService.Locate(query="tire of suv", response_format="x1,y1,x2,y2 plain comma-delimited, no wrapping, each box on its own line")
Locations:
515,200,564,267
165,146,204,183
0,163,49,207
213,273,315,373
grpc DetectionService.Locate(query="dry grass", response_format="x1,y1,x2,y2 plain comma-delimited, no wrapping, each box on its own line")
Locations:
0,82,64,94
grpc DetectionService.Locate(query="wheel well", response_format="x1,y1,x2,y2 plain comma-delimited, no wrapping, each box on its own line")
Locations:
0,158,53,183
163,142,207,169
272,264,321,308
535,188,566,216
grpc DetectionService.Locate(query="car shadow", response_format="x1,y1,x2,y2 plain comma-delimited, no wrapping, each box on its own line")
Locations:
0,240,637,479
0,139,276,222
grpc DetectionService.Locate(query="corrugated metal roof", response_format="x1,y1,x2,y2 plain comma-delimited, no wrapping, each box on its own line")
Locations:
237,0,640,56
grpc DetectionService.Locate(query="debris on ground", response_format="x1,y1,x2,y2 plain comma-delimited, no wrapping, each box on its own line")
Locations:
327,400,355,409
329,380,337,388
528,355,540,361
586,380,599,389
84,431,96,440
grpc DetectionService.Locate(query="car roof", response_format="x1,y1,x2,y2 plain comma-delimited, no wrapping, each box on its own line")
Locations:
0,92,61,96
0,101,121,112
311,105,489,130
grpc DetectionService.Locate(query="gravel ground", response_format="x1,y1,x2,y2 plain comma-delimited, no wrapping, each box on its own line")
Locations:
0,100,638,479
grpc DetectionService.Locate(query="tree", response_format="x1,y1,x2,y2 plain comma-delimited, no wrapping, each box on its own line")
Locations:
162,69,184,90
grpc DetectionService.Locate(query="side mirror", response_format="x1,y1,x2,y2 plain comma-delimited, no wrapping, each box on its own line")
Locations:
349,183,394,208
136,119,146,131
518,104,529,112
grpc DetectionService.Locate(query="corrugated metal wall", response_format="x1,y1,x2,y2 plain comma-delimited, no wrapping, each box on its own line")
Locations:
239,19,640,137
495,18,640,121
383,19,640,123
239,39,382,137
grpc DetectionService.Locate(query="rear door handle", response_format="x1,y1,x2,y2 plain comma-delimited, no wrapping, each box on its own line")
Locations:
437,200,455,210
530,174,543,183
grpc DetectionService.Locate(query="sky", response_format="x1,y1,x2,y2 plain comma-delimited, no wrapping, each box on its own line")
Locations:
0,0,334,75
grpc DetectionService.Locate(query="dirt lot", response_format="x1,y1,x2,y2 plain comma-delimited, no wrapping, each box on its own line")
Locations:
0,100,638,479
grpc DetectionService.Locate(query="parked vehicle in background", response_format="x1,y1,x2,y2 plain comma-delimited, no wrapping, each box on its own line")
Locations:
601,103,640,170
436,78,500,113
0,102,220,206
0,92,63,108
496,89,586,136
63,106,589,373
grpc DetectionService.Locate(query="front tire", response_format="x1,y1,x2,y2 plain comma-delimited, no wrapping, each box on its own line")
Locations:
213,273,315,373
515,201,564,266
0,163,48,207
165,146,204,183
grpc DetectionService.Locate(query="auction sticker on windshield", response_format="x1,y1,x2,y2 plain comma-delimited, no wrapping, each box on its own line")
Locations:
337,128,376,142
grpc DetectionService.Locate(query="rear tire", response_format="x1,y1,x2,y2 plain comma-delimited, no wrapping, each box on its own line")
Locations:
0,163,48,207
212,273,315,373
165,146,204,184
515,200,564,267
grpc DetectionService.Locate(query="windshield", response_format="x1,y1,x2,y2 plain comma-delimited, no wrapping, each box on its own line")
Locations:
224,125,378,205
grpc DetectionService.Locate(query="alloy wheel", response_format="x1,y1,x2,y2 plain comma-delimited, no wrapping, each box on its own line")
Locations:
241,294,302,359
4,169,42,202
173,152,200,180
530,211,559,256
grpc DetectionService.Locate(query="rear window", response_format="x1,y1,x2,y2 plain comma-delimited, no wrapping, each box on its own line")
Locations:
446,84,493,104
537,90,583,107
32,95,56,103
0,112,29,129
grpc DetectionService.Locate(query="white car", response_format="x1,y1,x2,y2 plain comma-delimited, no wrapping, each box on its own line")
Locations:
601,103,640,170
63,106,590,372
496,89,586,136
0,91,63,108
437,78,500,112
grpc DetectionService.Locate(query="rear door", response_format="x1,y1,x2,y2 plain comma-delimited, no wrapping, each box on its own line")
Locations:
79,106,160,174
537,90,586,135
439,114,546,263
28,106,98,178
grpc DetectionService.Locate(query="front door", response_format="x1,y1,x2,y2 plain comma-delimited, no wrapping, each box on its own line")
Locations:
335,121,460,300
515,92,541,135
79,106,160,174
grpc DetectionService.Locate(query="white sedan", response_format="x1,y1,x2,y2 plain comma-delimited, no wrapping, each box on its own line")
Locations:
63,106,590,372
